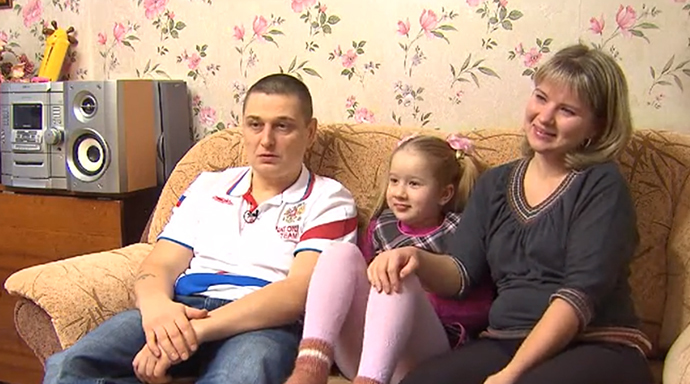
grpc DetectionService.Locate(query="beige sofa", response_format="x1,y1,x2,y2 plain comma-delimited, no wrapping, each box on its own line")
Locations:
5,124,690,384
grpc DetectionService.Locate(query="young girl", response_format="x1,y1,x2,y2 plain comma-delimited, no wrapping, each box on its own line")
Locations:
285,134,495,384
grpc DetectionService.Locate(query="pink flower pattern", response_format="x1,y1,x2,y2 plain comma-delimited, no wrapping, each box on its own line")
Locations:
97,21,140,78
97,33,107,45
397,19,411,36
1,0,676,134
233,14,285,78
588,5,659,59
291,0,316,13
22,0,42,27
144,0,168,20
199,106,217,126
233,25,245,41
345,96,375,124
398,8,459,77
113,23,126,44
253,16,269,41
589,15,605,35
508,38,552,78
523,48,542,68
341,49,357,68
419,10,439,38
354,107,375,124
615,5,637,37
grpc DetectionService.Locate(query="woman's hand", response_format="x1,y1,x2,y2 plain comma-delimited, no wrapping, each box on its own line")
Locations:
483,369,519,384
367,246,420,294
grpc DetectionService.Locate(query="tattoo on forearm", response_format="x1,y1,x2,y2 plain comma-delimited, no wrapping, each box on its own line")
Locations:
136,273,156,282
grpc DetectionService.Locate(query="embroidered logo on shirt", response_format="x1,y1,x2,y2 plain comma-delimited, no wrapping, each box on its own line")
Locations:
276,225,300,241
212,195,234,205
281,202,306,224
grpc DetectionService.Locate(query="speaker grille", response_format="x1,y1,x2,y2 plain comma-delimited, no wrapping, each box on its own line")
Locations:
66,128,110,182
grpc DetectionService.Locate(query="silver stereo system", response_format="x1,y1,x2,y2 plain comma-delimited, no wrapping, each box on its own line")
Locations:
0,79,192,194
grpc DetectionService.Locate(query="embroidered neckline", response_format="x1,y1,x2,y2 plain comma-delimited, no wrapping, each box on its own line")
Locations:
508,158,578,223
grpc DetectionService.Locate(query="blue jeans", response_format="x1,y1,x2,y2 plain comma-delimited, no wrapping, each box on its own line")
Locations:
43,295,301,384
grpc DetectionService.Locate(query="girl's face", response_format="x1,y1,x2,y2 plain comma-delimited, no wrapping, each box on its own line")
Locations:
385,148,452,229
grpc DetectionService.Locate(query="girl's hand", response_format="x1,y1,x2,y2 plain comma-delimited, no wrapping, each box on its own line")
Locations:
367,247,420,294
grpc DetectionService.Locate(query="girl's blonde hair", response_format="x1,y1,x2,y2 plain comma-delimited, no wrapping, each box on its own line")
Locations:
521,44,633,170
370,134,487,221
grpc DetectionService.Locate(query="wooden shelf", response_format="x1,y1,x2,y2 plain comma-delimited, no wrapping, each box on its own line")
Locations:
0,187,159,384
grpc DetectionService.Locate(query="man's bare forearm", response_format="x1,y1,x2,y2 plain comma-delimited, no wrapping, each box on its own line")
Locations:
134,240,194,308
193,278,306,343
134,265,177,307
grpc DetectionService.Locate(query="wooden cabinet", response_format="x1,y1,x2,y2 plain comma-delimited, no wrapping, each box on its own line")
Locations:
0,186,159,384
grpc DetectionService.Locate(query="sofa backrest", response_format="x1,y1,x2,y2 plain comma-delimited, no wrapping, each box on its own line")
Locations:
147,123,690,354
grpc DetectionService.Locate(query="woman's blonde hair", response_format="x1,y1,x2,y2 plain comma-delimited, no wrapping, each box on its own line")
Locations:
370,135,487,221
521,44,633,170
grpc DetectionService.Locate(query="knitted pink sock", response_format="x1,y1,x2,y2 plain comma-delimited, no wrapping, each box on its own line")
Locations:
352,376,383,384
285,243,369,384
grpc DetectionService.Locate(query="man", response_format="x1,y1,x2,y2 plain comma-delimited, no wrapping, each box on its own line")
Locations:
43,73,359,384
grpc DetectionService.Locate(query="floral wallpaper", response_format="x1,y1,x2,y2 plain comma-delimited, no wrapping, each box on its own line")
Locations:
0,0,689,139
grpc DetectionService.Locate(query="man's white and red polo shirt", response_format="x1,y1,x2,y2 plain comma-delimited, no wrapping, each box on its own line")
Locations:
157,164,358,301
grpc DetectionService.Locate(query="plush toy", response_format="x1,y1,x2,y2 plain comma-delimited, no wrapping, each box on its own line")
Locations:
37,20,78,81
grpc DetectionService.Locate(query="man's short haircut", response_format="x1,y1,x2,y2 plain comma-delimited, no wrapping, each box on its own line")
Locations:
243,73,314,122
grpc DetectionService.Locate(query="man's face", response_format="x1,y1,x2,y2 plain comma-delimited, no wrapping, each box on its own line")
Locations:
242,92,316,181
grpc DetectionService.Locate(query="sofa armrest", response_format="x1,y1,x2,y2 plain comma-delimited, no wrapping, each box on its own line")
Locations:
664,322,690,384
4,243,154,350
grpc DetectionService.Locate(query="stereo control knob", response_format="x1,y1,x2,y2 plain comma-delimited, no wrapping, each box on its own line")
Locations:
44,128,64,145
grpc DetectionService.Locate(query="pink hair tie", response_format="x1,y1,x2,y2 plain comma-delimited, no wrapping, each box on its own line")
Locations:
397,132,419,148
446,133,474,159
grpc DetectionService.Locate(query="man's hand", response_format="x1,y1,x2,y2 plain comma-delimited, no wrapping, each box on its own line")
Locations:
132,345,173,384
139,299,208,362
367,246,420,294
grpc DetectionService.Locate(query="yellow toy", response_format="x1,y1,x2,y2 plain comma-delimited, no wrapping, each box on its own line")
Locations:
38,21,78,81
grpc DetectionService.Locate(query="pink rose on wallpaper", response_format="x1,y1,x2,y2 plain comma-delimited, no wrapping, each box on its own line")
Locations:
319,4,327,13
345,96,356,108
253,16,269,40
187,52,201,70
341,49,358,68
523,47,542,68
291,0,316,13
168,11,175,20
22,0,42,27
97,33,107,45
499,0,508,7
199,106,217,126
0,31,8,49
144,0,168,20
466,0,482,7
589,15,605,35
113,23,126,44
419,10,439,37
354,107,375,124
615,5,636,37
187,53,201,70
192,95,201,106
397,19,411,36
233,25,245,41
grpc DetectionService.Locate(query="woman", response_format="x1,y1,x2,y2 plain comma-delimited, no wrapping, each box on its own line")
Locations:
397,44,654,384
